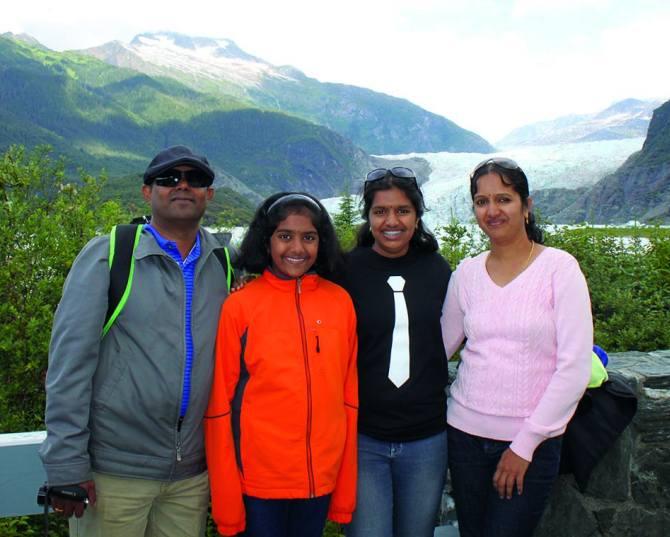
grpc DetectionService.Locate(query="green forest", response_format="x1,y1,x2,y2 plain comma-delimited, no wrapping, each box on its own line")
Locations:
0,36,374,202
1,146,668,536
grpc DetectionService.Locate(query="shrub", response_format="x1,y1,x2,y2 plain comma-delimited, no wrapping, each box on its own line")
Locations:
333,190,359,252
0,145,126,432
544,225,670,352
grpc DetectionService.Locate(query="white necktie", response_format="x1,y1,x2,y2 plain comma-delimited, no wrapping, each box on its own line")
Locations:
387,276,410,387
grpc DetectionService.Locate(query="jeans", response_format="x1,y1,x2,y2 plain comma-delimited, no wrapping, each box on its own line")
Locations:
346,430,448,537
448,425,562,537
241,494,331,537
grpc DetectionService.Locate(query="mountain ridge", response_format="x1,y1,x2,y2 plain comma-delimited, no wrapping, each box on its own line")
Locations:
77,31,495,155
552,99,670,223
0,34,428,221
498,98,661,147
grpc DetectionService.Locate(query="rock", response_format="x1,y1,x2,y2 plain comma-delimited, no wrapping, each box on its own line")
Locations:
631,443,670,508
433,525,459,537
536,350,670,536
609,351,670,390
606,505,670,537
585,427,633,501
536,475,600,537
437,478,457,526
634,387,670,443
593,506,618,534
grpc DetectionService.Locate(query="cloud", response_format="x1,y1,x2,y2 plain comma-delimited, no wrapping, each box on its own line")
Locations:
512,0,610,17
1,0,668,142
0,9,25,34
422,4,670,140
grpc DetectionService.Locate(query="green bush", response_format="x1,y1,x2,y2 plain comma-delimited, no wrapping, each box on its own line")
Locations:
333,190,358,252
0,513,68,536
437,217,488,269
544,225,670,352
0,145,127,534
0,145,126,433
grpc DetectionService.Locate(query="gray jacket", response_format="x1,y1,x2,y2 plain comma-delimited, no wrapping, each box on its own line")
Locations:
39,228,228,485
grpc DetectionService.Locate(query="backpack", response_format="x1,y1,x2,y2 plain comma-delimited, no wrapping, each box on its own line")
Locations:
102,224,234,337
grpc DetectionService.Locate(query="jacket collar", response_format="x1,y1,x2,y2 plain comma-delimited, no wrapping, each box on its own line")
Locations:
135,227,217,260
262,268,319,292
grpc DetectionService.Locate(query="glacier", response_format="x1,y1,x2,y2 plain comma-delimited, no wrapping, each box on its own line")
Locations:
322,137,645,230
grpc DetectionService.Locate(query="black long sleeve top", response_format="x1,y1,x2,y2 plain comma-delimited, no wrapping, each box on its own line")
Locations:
339,246,452,441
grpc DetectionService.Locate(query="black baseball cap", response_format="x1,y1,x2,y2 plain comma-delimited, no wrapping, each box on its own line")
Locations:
143,145,215,185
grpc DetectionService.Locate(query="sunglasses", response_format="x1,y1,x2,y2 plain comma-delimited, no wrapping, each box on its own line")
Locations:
152,169,213,188
470,157,522,179
364,167,419,193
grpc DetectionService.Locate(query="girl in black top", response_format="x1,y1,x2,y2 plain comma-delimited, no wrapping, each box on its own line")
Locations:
339,168,451,537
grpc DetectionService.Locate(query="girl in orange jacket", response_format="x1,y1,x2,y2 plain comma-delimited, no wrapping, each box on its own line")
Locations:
205,192,358,537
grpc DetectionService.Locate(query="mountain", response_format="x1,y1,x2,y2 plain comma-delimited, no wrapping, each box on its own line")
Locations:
555,100,670,223
0,34,426,222
79,32,494,155
498,99,661,147
1,31,46,49
0,33,250,174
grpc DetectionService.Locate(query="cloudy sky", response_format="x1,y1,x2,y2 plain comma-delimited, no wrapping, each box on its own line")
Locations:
2,0,668,141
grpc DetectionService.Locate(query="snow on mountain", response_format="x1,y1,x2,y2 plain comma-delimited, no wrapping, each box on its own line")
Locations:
497,99,661,147
87,32,297,89
76,31,494,155
323,137,645,228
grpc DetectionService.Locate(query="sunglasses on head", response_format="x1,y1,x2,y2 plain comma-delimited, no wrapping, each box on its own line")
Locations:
470,157,522,179
364,167,419,193
151,169,213,188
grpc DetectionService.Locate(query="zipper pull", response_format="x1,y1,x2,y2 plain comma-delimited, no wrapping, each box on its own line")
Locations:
316,335,320,353
176,416,184,462
297,277,302,294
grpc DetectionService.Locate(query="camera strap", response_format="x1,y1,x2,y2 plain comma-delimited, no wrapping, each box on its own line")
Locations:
42,497,49,537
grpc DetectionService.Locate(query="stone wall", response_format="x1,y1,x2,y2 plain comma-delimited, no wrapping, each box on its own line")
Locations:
536,350,670,537
439,350,670,536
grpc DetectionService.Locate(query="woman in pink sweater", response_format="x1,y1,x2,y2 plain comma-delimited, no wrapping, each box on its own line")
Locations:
440,157,593,537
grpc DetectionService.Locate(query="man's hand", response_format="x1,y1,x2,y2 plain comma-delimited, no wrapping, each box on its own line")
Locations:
51,480,96,518
492,448,530,499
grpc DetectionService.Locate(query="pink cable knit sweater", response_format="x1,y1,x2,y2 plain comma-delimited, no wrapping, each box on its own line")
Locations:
441,246,593,461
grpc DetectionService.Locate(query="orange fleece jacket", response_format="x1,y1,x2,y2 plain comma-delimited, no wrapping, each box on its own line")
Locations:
205,270,358,534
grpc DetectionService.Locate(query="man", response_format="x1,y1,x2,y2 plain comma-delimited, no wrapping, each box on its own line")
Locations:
39,145,236,536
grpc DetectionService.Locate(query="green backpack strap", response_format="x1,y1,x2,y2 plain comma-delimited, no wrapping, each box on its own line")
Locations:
213,247,234,292
102,227,232,338
102,224,144,338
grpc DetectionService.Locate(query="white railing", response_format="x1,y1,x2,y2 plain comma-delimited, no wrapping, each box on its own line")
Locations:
0,431,47,517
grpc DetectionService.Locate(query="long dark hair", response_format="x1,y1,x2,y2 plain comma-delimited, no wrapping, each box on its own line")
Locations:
239,192,344,278
469,159,544,244
356,175,439,253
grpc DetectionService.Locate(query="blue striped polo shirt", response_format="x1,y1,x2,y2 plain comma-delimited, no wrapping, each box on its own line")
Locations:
145,224,201,419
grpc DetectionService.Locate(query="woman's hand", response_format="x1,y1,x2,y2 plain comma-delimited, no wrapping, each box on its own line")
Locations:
492,448,530,499
230,274,257,293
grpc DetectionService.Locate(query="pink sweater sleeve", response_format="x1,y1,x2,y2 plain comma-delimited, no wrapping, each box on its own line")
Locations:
441,265,466,360
510,254,593,461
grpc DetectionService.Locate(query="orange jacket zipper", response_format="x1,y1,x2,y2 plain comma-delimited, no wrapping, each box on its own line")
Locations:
295,277,316,497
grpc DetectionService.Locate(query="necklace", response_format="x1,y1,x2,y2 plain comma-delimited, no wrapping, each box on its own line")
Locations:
524,240,535,268
486,240,536,281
